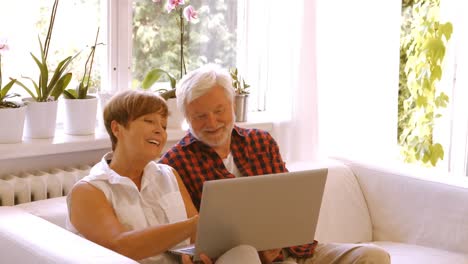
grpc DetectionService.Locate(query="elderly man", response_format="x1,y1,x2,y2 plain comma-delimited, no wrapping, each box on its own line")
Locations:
159,64,390,264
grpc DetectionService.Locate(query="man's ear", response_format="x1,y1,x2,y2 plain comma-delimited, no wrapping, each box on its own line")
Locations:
110,120,121,138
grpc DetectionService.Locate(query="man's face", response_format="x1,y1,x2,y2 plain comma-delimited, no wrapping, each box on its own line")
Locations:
186,85,235,148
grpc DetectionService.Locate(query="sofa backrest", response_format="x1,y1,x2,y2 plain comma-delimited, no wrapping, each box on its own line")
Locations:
347,160,468,255
301,160,373,243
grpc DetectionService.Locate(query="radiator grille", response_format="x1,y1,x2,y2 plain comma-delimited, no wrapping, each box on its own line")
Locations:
0,165,91,206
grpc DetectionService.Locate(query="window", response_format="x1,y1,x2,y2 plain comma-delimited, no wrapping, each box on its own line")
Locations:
0,0,107,100
131,0,238,89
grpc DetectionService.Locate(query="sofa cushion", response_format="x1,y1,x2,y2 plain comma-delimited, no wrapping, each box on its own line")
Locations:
289,160,373,243
372,241,468,264
15,196,68,229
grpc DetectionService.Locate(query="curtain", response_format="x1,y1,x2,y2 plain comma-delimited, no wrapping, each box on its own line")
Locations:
238,0,318,165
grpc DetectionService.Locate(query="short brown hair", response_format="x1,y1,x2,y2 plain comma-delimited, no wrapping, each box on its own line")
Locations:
103,90,168,150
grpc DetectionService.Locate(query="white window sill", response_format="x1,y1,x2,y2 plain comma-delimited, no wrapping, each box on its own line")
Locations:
0,113,274,161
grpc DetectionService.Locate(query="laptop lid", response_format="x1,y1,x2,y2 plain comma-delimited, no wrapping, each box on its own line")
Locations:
194,168,328,259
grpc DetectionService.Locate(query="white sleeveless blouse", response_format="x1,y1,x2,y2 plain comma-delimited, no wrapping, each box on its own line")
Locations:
66,153,189,264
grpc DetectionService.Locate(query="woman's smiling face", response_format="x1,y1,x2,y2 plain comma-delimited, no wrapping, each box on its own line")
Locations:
114,112,168,161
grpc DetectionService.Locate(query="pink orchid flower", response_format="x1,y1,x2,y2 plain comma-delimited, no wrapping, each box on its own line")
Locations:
0,38,9,55
165,0,185,13
183,5,199,24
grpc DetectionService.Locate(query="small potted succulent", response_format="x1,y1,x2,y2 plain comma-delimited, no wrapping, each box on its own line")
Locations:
0,40,27,143
62,28,102,135
230,67,250,122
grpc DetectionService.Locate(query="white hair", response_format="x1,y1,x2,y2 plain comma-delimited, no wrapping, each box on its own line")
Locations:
176,63,235,116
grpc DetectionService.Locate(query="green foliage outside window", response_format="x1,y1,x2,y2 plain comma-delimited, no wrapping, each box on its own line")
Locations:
398,0,453,166
132,0,237,89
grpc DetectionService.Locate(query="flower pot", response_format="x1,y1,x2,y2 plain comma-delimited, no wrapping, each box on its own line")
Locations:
166,98,185,129
0,106,27,143
63,96,98,135
234,94,248,122
23,98,58,139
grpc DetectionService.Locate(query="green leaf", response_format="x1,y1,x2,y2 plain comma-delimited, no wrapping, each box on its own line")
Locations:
30,52,48,100
142,69,163,90
439,22,453,40
63,89,77,99
14,79,37,100
51,72,73,100
46,56,73,98
0,79,16,100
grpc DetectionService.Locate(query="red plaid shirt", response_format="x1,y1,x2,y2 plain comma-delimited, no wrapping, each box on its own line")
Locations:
159,125,318,259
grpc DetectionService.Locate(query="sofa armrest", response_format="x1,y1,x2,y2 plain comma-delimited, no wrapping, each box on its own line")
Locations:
0,206,138,264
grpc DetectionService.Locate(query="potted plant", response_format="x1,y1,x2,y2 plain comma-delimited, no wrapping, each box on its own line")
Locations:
14,0,75,139
0,41,27,143
140,0,200,129
230,67,250,122
62,28,101,135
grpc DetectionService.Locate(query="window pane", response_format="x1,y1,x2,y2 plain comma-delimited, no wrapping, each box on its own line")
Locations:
0,0,106,99
132,0,237,89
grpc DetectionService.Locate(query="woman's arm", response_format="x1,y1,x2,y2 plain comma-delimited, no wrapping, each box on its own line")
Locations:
173,168,199,243
69,182,198,261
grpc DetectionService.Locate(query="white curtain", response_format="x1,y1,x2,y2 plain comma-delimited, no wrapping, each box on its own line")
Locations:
238,0,318,165
240,0,401,165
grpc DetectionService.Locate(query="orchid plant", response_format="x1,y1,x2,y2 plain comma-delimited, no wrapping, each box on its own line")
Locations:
63,28,102,99
141,0,200,99
0,39,20,108
14,0,75,102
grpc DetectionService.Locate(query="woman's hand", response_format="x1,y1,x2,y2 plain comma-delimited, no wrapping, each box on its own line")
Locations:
259,248,282,264
181,253,213,264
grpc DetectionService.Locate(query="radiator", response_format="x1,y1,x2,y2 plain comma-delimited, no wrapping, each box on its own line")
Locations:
0,165,92,206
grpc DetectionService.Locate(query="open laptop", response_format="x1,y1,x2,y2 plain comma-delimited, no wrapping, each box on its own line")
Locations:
169,168,328,260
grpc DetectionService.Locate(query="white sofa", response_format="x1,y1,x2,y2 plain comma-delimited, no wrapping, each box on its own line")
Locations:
1,159,468,263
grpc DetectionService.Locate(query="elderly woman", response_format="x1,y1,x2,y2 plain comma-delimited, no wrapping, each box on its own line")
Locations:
66,90,260,264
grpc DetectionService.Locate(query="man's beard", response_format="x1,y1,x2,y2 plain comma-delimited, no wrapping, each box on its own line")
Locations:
190,120,234,147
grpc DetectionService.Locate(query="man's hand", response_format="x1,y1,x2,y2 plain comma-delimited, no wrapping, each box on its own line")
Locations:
259,248,282,264
181,254,213,264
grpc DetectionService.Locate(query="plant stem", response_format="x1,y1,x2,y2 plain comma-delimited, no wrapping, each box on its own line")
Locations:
44,0,59,61
179,8,184,79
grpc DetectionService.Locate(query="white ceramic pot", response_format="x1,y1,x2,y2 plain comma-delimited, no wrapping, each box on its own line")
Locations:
166,98,185,129
0,106,27,143
63,96,98,135
23,98,58,139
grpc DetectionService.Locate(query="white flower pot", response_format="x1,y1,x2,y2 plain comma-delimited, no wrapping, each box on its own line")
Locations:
166,98,185,129
23,98,58,139
0,106,27,143
63,96,98,135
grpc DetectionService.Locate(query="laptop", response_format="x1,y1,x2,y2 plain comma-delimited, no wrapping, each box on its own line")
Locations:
169,168,328,260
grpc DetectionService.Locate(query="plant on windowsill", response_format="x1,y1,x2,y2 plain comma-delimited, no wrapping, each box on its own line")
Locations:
141,0,200,129
0,39,27,143
62,28,102,135
141,0,200,100
230,67,250,122
14,0,76,139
